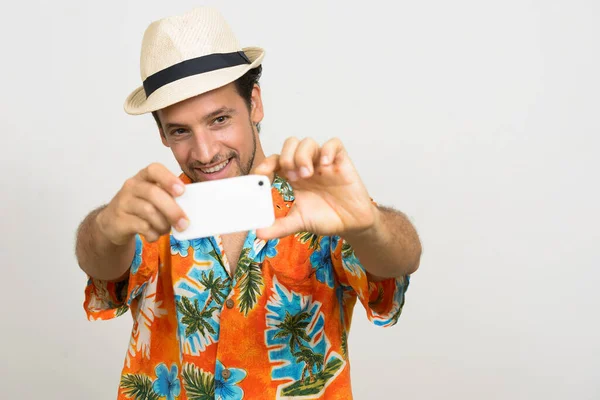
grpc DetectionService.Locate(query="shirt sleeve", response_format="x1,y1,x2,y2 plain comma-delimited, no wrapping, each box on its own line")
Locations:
330,235,410,327
83,234,158,321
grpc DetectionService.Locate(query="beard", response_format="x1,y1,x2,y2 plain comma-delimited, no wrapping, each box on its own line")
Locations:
242,121,257,175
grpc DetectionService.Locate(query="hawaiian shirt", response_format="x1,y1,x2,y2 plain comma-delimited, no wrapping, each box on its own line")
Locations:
84,174,410,400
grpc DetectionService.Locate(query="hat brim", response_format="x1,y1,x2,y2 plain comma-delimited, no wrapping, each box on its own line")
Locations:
123,47,264,115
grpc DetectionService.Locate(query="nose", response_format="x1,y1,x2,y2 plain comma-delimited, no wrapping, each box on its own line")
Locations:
191,130,220,165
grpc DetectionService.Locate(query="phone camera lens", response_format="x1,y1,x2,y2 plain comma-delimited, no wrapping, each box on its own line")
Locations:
259,181,264,186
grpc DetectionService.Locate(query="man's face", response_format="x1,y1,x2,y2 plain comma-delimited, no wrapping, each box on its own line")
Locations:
157,82,264,183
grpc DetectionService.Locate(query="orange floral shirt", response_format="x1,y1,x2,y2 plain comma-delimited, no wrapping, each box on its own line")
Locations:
84,174,410,399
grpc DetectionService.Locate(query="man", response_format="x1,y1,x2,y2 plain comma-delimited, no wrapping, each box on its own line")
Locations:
76,7,421,400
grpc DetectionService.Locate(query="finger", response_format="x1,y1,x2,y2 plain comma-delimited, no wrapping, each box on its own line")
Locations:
131,181,189,231
319,138,345,166
252,154,281,176
123,197,172,235
116,212,160,242
139,225,160,242
138,162,185,197
256,212,304,240
294,138,320,178
279,137,301,181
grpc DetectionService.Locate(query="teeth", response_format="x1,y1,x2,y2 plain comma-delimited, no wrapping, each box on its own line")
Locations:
200,159,230,174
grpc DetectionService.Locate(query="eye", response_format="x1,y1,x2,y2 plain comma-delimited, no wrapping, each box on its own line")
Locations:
171,128,187,136
213,115,230,125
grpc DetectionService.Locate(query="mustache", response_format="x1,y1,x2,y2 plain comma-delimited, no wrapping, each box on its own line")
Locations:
189,152,236,169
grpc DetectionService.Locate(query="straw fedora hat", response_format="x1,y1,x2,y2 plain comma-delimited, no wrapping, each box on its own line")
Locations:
124,7,264,115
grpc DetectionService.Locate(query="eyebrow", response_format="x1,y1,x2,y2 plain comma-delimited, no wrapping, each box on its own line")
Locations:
163,107,238,131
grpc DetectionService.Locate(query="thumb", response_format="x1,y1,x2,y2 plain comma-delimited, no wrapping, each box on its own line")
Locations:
256,211,304,240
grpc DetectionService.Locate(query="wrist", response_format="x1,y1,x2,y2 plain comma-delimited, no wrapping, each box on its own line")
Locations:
343,204,383,244
94,206,129,247
94,207,110,241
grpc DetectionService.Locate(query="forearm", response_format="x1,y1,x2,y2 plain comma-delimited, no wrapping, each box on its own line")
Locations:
344,205,421,279
75,205,135,281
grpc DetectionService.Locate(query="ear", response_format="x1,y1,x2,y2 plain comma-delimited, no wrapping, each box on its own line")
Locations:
250,84,264,126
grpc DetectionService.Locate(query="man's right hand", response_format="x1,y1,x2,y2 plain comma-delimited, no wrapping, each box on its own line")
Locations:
96,163,189,245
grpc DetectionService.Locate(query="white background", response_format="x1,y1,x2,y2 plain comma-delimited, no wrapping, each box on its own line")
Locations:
1,1,598,399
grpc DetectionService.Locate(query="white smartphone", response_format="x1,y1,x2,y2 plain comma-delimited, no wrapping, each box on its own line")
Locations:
171,174,275,240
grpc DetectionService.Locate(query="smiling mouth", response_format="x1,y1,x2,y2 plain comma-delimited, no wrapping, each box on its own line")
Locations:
198,158,231,174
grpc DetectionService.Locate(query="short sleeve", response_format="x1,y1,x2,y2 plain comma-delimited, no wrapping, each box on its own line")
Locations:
330,236,410,327
83,234,158,321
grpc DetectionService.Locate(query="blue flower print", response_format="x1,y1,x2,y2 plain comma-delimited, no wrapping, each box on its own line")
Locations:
215,360,247,400
170,236,190,257
130,235,143,275
256,239,279,262
152,363,181,400
190,238,213,259
126,282,148,307
310,237,335,288
330,235,340,252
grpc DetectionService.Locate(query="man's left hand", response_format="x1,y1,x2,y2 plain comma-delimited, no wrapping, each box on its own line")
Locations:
253,137,378,240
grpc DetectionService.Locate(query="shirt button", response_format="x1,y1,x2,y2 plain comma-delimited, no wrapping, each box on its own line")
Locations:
225,299,234,309
222,369,231,380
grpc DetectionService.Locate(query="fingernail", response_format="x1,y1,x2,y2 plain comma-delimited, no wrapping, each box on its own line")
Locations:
300,166,310,177
176,218,189,231
287,170,298,181
321,156,330,165
173,184,185,195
